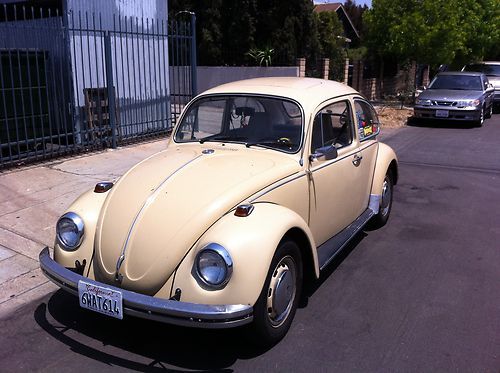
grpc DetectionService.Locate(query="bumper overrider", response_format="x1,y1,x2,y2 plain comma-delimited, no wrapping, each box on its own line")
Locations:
39,247,253,328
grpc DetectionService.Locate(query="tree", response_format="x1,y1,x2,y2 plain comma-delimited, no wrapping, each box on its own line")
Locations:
315,11,346,80
254,0,320,66
343,0,369,38
364,0,500,67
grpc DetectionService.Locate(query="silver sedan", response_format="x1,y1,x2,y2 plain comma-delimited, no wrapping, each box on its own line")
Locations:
414,72,494,126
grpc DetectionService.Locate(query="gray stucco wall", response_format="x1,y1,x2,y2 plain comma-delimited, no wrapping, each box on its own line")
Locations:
197,66,299,94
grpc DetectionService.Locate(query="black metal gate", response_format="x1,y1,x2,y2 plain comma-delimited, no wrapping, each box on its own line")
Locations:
0,4,196,169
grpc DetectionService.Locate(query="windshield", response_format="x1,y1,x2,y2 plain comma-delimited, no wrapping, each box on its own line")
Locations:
174,95,303,153
463,64,500,76
429,75,482,91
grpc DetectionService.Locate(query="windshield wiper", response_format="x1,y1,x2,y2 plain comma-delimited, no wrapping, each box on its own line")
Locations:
245,140,296,149
199,135,245,144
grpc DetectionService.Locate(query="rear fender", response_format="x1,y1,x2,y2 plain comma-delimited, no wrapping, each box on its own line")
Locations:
371,142,398,197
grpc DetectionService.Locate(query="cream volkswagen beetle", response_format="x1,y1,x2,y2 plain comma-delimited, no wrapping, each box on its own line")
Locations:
40,77,398,344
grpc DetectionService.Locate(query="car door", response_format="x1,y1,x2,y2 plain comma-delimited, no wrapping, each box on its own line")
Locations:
307,99,370,247
353,98,380,198
483,76,493,108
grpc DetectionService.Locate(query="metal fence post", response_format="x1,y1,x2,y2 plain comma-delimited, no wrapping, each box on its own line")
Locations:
190,13,197,97
104,31,117,149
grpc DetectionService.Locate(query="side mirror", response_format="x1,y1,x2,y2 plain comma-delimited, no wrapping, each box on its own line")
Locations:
486,84,495,92
310,145,338,162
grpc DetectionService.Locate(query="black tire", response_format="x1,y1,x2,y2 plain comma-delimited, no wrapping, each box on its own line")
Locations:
250,240,302,346
370,171,394,229
485,104,493,119
475,107,485,127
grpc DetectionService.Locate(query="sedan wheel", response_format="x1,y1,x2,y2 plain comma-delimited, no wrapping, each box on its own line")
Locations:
485,104,493,119
476,107,485,127
250,240,302,346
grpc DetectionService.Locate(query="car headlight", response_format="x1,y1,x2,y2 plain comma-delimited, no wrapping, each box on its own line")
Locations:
56,212,84,251
194,243,233,289
456,99,481,108
415,98,431,106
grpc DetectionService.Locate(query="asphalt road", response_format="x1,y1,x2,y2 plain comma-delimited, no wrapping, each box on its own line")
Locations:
1,115,500,372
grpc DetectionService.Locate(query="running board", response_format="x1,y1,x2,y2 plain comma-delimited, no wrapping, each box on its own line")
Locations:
317,209,375,271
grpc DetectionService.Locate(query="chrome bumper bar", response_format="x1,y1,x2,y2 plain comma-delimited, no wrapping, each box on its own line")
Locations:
39,247,253,328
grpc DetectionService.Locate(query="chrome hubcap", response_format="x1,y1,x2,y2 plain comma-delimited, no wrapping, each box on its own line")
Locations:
380,177,392,216
266,255,296,328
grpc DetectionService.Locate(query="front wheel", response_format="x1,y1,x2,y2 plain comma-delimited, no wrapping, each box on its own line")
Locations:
370,171,394,228
250,240,302,346
485,104,493,119
475,107,485,127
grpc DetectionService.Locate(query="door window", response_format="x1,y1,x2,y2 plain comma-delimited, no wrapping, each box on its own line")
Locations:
311,100,353,153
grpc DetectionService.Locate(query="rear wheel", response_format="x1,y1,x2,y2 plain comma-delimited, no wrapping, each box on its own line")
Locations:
250,240,302,346
370,171,394,228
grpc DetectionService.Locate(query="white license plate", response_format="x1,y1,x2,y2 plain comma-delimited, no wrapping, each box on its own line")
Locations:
435,110,449,118
78,280,123,320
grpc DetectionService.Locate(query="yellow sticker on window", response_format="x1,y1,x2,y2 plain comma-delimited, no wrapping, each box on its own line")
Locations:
363,126,373,136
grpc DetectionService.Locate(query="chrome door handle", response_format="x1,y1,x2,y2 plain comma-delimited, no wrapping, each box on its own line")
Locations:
352,154,363,167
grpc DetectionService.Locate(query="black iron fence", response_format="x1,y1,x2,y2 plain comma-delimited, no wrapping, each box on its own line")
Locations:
0,5,195,168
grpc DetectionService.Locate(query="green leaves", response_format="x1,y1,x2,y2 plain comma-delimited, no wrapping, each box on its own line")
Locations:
365,0,500,66
246,47,275,67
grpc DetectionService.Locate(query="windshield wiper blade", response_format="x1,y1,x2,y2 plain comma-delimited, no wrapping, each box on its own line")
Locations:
245,140,296,149
199,135,245,144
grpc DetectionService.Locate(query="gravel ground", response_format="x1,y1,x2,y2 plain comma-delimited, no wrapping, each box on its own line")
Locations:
374,105,413,128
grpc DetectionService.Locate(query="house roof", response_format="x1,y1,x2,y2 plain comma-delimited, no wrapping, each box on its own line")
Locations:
313,3,342,12
314,2,360,41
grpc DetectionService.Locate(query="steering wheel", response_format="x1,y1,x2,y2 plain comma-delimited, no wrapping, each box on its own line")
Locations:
277,137,292,146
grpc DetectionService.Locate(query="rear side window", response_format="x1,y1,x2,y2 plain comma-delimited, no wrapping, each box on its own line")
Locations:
354,100,380,141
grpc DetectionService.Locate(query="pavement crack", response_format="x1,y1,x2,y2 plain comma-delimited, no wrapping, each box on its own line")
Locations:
46,165,103,179
0,279,50,306
0,225,48,251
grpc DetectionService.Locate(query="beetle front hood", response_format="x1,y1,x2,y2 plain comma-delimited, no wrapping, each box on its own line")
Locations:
93,145,299,294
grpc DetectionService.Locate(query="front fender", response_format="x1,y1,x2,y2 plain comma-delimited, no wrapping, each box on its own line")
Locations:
371,142,398,196
53,188,109,274
171,202,317,306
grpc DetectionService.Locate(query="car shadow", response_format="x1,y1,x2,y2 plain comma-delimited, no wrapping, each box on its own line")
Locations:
34,232,368,371
407,117,479,129
35,290,270,371
299,231,366,307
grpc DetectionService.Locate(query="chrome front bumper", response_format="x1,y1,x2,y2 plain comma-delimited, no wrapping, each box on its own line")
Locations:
39,247,253,328
413,107,481,121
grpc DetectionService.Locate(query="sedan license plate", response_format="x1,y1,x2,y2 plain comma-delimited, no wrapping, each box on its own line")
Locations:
435,109,449,118
78,280,123,320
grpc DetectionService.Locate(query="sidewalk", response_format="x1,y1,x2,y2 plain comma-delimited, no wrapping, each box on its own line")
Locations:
0,138,168,318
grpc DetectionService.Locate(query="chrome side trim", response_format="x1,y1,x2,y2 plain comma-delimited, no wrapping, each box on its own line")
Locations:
115,154,204,277
39,247,253,329
369,194,381,214
250,172,306,202
317,208,374,271
310,141,377,173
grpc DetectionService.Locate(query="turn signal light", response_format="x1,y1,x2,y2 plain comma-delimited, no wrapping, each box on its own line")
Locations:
94,182,114,193
234,204,254,217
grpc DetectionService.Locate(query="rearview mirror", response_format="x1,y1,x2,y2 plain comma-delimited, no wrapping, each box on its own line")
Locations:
310,145,338,162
